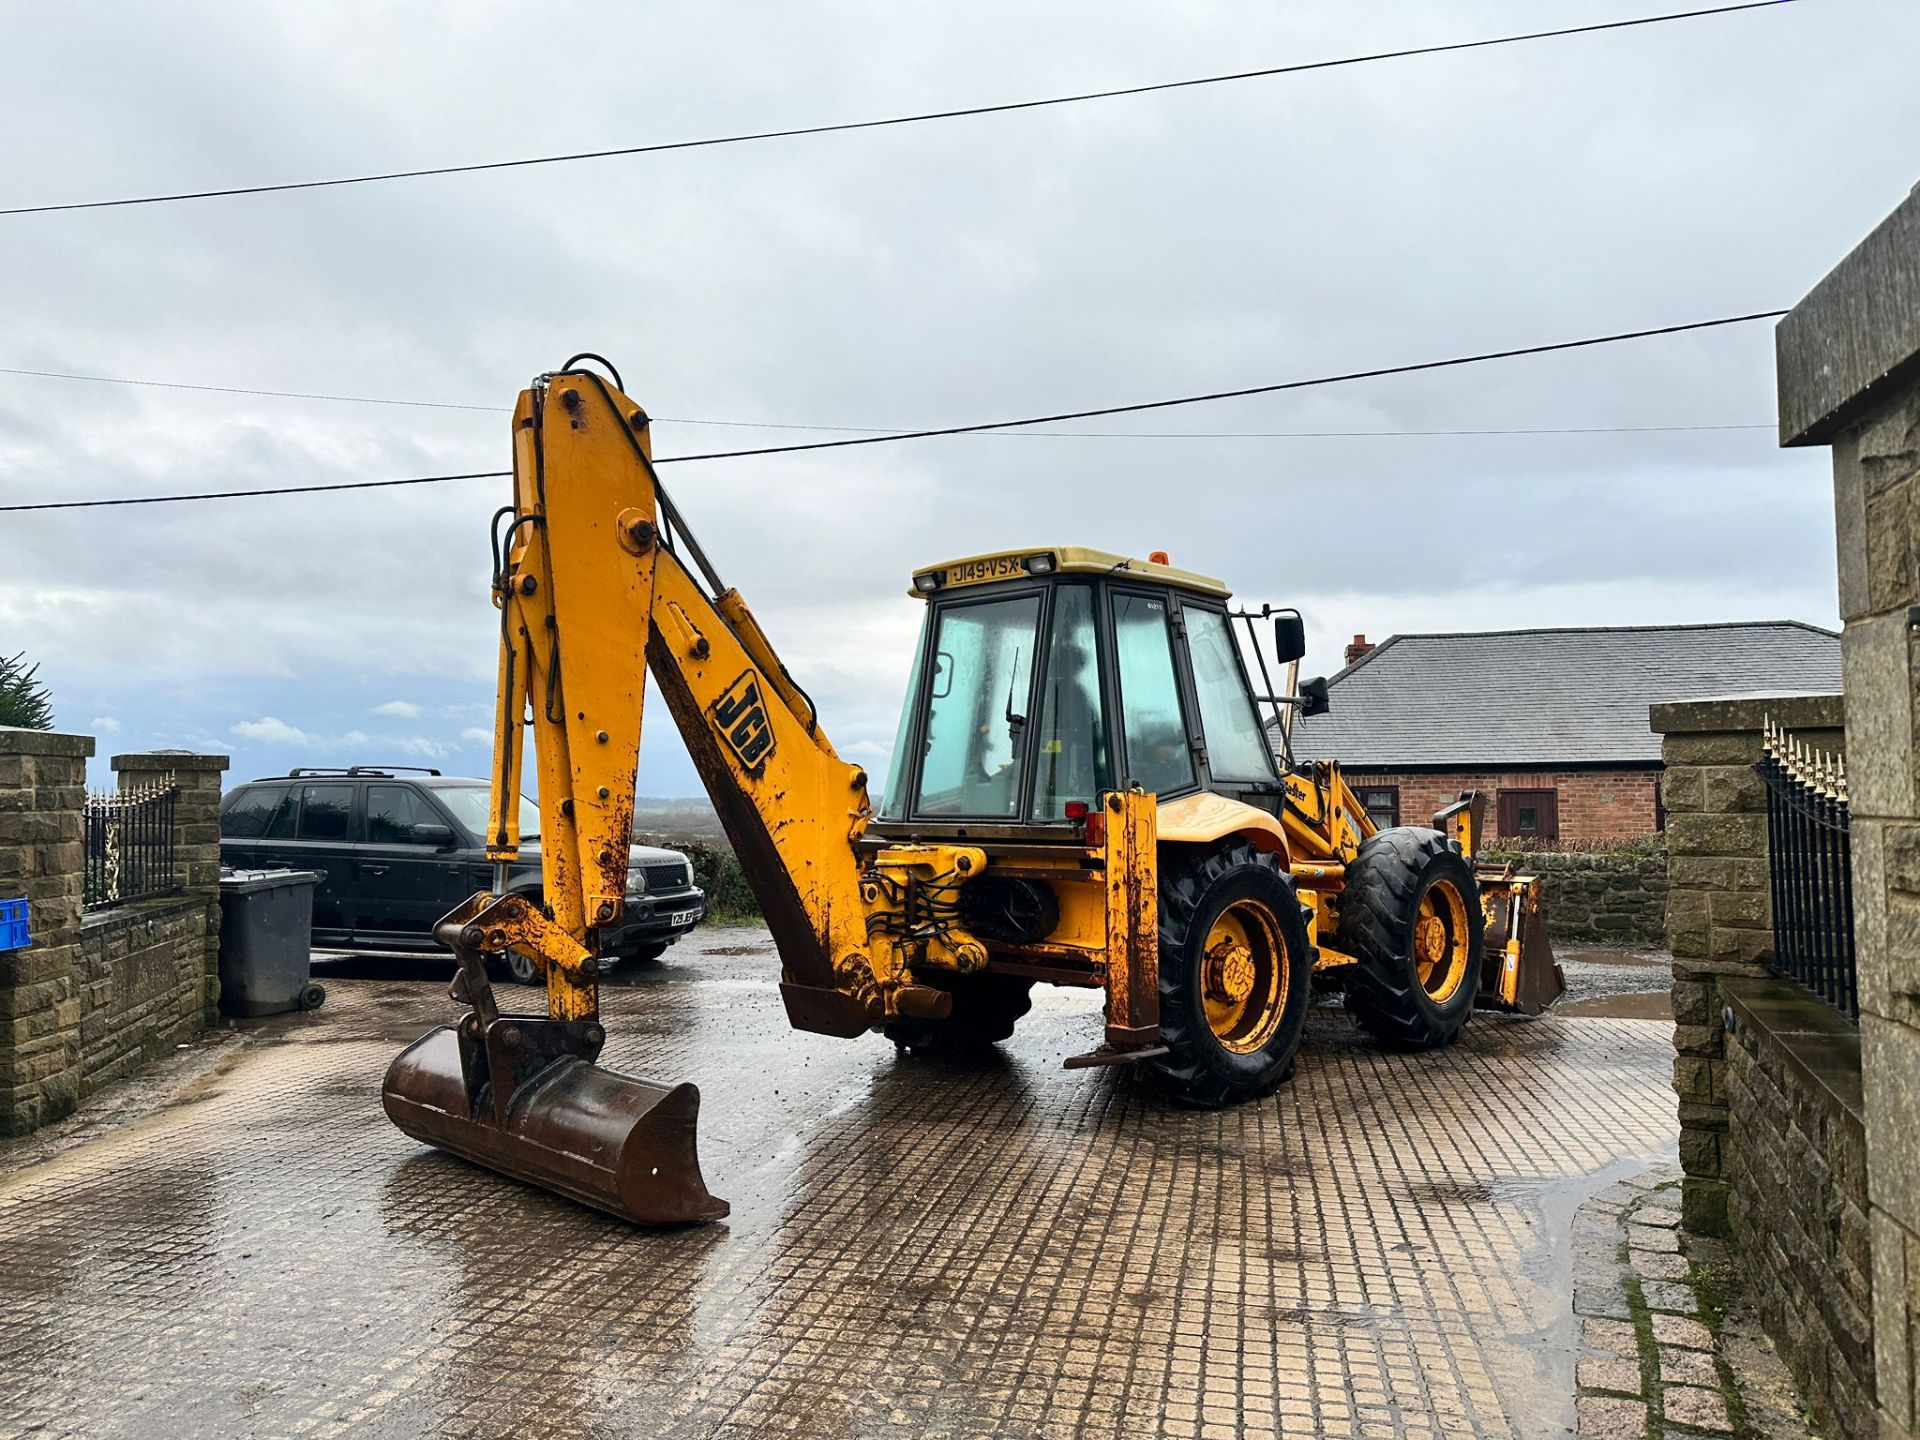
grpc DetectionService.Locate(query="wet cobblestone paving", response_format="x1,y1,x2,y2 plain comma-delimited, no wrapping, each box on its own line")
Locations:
0,929,1679,1439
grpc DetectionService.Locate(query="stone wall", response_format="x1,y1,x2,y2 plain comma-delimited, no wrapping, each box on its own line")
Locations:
1344,766,1661,840
1777,181,1920,1440
76,896,213,1088
1650,691,1844,1238
0,733,227,1135
113,750,227,1022
1722,977,1874,1439
1479,847,1668,945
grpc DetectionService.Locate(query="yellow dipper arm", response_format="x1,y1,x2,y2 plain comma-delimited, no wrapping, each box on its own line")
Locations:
485,367,888,1035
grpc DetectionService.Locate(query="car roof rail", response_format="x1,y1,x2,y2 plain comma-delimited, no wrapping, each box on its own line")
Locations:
284,765,444,778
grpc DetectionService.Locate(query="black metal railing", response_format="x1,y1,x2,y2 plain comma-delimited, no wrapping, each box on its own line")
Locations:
83,782,179,910
1758,719,1856,1019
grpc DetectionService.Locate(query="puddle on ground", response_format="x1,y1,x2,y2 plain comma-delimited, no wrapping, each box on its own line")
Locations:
1557,990,1673,1020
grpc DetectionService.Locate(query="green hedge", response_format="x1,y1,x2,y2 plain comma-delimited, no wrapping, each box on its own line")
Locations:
674,841,761,923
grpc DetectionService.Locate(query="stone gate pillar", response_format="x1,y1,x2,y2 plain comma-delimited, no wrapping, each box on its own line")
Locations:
1776,182,1920,1440
0,726,93,1134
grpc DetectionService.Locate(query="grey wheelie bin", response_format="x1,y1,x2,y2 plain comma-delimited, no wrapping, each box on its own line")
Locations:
217,868,327,1017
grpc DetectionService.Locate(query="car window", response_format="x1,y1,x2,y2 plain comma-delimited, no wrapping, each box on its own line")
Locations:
367,785,439,844
297,784,354,841
261,785,299,839
431,785,540,841
221,786,279,838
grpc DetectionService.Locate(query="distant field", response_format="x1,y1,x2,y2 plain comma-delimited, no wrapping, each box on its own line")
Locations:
631,796,728,845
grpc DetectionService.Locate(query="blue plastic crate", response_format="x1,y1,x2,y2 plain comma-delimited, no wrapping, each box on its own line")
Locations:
0,898,28,952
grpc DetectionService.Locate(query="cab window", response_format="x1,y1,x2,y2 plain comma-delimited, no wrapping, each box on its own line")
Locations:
1113,592,1195,795
1029,586,1110,820
1183,607,1276,781
914,594,1041,818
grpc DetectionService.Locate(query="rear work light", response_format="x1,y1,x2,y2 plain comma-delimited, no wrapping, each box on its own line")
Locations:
1023,553,1057,575
912,570,945,593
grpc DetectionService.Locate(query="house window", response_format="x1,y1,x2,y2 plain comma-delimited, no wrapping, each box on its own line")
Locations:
1355,786,1400,830
1497,788,1559,843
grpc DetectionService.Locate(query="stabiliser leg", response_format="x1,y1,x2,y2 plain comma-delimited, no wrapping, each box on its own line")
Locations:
382,895,728,1226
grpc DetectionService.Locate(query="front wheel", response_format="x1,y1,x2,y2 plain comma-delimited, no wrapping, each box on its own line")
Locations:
1337,828,1484,1049
1147,842,1313,1108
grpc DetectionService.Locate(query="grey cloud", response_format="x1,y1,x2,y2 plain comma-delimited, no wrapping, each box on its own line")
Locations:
2,0,1907,793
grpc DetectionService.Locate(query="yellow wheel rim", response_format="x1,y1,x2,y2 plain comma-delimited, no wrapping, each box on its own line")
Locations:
1200,900,1290,1054
1414,879,1472,1003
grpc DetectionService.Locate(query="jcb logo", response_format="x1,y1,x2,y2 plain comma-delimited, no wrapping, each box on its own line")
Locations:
712,671,776,773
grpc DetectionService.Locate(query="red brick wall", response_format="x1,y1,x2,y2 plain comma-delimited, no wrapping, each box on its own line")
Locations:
1341,767,1662,842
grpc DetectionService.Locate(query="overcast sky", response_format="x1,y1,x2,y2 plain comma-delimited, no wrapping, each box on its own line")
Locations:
2,0,1913,796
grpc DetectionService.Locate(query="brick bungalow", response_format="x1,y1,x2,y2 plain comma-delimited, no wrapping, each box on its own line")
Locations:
1284,621,1841,842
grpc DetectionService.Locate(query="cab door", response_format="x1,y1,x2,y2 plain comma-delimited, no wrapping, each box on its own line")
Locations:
1171,601,1281,797
1108,587,1200,798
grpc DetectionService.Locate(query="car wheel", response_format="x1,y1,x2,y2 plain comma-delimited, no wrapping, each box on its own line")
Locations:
504,948,541,986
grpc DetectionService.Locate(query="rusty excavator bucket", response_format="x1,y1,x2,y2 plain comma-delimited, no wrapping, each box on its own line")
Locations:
382,898,728,1226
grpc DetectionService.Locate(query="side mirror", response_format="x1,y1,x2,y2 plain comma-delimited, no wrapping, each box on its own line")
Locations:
1274,613,1307,664
1298,676,1330,718
411,822,455,848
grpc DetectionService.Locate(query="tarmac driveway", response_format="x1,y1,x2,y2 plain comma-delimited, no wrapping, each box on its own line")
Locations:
0,929,1678,1439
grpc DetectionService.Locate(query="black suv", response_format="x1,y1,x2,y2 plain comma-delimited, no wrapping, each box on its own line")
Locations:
218,767,705,979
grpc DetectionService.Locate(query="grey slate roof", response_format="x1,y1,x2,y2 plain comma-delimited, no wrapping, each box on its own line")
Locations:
1284,621,1841,768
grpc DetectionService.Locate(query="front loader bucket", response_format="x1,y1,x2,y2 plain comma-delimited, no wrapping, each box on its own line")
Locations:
1477,872,1566,1016
383,1023,729,1226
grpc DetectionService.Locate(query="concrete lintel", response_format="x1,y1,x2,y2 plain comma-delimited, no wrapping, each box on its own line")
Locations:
1777,182,1920,447
110,751,230,773
0,726,94,760
1649,692,1845,737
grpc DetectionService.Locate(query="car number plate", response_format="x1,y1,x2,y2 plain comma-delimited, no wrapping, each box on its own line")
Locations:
668,908,698,926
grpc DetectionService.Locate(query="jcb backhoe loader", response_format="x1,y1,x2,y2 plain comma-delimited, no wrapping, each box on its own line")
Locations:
382,359,1564,1225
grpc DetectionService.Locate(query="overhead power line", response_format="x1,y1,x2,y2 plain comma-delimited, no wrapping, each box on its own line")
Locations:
0,309,1787,514
0,1,1799,218
0,362,1773,437
0,366,505,413
661,310,1788,462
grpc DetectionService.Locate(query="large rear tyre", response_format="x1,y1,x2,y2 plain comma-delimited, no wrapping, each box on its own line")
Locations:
884,971,1034,1055
1338,827,1484,1050
1147,843,1313,1108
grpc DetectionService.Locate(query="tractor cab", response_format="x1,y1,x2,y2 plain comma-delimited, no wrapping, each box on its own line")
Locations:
873,546,1317,838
